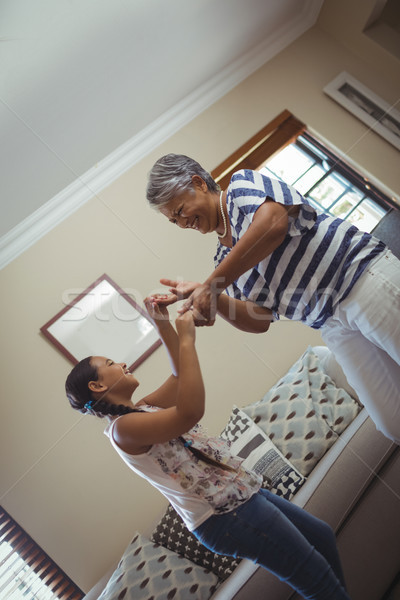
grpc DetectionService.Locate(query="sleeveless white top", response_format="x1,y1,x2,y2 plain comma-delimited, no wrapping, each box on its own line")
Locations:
104,406,261,531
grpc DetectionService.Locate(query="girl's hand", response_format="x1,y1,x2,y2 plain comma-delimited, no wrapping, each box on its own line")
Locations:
144,295,170,324
148,291,178,306
175,310,196,341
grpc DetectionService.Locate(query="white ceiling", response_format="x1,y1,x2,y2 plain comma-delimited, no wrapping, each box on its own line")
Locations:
0,0,324,266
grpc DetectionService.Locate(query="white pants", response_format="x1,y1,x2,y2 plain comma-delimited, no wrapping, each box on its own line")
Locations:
321,250,400,444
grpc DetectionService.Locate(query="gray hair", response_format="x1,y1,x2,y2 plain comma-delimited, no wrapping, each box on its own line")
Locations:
146,154,220,208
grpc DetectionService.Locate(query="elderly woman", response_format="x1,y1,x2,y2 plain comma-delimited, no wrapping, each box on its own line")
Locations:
146,153,400,444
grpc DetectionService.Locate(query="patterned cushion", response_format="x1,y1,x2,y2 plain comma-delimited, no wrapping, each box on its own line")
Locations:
242,346,361,476
222,407,306,499
98,533,219,600
151,506,241,580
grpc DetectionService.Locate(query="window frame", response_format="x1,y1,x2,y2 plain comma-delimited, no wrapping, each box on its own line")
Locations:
211,109,306,189
297,131,396,214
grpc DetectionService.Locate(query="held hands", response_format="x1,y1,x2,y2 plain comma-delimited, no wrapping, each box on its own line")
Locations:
179,283,219,327
148,278,219,328
143,295,170,326
144,290,197,337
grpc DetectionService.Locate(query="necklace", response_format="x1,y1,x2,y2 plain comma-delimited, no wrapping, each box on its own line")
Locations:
218,191,227,239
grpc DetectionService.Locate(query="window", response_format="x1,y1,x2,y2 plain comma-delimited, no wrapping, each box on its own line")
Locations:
0,507,84,600
212,110,397,233
260,132,390,232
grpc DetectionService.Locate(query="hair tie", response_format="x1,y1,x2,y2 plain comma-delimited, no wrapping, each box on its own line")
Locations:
183,440,193,447
84,400,95,414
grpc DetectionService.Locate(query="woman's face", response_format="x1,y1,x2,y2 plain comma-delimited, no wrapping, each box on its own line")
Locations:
89,357,139,400
159,181,218,235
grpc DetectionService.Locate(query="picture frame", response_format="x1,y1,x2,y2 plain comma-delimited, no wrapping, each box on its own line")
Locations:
40,273,162,371
323,71,400,151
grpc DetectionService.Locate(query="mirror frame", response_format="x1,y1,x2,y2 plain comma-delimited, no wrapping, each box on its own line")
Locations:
40,273,162,371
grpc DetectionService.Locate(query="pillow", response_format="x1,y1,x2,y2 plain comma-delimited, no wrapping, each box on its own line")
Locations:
151,505,241,581
312,345,360,403
98,533,219,600
242,346,361,476
221,407,306,500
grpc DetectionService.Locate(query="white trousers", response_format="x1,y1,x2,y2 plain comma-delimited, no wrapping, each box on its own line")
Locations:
321,250,400,444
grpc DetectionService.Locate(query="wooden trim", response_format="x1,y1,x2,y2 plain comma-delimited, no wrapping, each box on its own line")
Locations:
211,110,306,189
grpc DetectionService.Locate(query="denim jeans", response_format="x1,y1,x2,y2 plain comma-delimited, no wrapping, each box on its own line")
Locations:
194,489,350,600
321,249,400,443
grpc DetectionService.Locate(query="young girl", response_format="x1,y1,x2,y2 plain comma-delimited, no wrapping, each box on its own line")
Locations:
65,297,351,600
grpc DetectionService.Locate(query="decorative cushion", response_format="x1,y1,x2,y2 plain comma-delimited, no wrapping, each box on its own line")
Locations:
242,346,361,476
98,533,219,600
312,345,361,403
151,506,241,581
221,407,306,499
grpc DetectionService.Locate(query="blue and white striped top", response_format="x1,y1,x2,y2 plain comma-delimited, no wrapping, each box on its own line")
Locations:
214,170,386,329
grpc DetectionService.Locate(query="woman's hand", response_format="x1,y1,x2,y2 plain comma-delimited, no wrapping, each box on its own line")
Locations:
179,283,219,326
158,278,201,304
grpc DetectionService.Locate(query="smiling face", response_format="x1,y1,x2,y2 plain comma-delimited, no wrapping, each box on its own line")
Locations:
89,357,139,405
159,176,220,235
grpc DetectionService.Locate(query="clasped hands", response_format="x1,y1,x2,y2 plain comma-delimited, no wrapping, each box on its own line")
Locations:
145,278,221,327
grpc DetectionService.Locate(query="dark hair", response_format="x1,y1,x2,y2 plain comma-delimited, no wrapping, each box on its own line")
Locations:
65,357,136,419
146,154,220,208
65,357,235,472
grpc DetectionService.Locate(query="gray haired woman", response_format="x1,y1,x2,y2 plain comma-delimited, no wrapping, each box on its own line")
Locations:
146,153,400,444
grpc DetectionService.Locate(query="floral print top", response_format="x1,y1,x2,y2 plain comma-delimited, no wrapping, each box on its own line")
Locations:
105,406,262,531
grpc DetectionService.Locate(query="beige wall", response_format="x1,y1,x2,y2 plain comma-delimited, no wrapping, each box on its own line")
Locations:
1,0,399,592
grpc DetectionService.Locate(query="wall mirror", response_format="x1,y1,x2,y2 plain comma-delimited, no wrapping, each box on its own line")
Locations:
40,274,162,371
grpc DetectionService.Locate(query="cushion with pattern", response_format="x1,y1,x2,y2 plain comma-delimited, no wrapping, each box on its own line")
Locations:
151,506,241,581
242,346,361,476
221,407,306,499
98,532,219,600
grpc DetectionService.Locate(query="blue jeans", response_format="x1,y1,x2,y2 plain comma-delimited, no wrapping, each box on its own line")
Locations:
194,489,350,600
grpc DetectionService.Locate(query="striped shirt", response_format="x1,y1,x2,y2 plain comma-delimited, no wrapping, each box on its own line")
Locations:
214,170,386,329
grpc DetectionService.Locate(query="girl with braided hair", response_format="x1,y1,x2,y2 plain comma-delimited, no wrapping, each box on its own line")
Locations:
65,297,351,600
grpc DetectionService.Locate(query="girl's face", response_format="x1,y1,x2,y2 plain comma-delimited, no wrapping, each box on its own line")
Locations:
159,178,218,235
89,357,139,401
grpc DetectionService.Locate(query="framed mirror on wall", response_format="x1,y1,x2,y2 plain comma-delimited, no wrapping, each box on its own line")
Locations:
40,274,162,371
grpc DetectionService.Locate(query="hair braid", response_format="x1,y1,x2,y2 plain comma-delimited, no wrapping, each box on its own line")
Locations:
88,398,140,419
183,444,236,473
